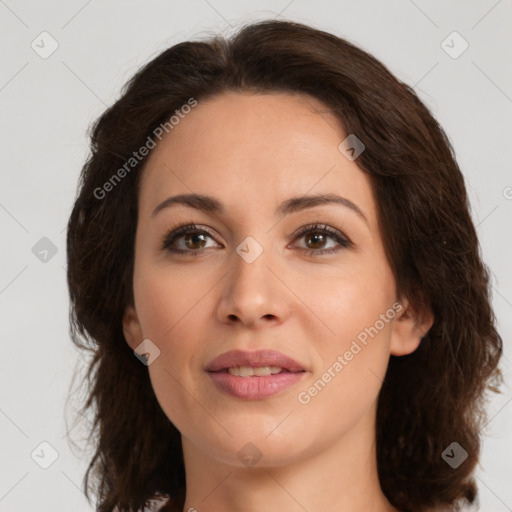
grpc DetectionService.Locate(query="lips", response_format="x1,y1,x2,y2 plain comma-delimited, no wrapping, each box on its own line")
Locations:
205,349,305,373
205,349,306,400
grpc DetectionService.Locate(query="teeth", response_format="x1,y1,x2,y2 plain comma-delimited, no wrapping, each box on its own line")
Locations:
227,366,283,377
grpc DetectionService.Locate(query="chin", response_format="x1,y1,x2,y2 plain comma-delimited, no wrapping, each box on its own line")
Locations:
185,418,317,469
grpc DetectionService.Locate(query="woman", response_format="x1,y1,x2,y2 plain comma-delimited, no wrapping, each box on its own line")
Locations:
66,19,502,512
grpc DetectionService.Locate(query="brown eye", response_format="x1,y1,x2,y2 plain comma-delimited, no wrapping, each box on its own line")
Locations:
162,224,219,253
293,223,352,255
304,231,329,250
182,232,208,250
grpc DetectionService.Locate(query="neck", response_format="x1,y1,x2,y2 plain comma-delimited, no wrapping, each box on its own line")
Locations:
180,406,399,512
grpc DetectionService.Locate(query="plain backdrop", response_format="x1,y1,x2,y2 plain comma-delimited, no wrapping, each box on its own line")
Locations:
1,1,511,511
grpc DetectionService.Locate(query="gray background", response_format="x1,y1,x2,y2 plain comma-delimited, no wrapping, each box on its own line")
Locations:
1,1,511,511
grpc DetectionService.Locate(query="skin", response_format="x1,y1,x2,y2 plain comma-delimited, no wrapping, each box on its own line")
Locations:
123,91,433,512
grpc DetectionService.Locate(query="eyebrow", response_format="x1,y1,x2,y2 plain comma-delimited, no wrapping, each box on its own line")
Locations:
151,192,368,225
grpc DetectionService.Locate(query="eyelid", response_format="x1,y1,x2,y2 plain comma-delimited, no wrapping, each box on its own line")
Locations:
290,222,351,243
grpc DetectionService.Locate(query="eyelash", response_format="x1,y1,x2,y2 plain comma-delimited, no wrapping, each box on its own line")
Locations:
161,223,353,256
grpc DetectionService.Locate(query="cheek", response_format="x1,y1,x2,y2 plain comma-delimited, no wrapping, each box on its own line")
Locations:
133,258,205,341
291,254,396,352
294,259,396,410
294,319,393,446
132,263,210,431
134,269,203,377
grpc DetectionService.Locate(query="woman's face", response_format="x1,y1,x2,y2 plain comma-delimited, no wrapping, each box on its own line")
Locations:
124,91,423,468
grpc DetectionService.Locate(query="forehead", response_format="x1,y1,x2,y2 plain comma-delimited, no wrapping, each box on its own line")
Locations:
138,91,378,230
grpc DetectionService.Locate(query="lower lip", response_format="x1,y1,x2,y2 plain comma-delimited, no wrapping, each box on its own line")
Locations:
207,371,306,400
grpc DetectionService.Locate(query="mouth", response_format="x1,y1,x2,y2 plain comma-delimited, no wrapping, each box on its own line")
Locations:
205,349,306,400
205,349,305,373
217,366,299,377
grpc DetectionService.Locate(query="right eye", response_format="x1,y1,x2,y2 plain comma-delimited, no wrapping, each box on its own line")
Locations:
161,224,221,254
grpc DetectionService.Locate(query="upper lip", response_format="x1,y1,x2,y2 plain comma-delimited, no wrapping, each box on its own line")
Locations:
205,349,305,373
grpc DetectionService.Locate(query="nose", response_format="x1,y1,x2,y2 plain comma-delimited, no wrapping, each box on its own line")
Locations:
215,243,290,329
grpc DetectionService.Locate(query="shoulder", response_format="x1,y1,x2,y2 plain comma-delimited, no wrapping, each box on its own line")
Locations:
421,505,470,512
145,494,185,512
113,495,178,512
141,495,172,511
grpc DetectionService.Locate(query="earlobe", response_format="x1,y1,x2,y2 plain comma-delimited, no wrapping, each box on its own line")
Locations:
390,298,434,356
123,305,144,350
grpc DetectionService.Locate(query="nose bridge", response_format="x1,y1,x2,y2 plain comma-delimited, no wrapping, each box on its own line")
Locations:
217,234,286,327
233,237,269,293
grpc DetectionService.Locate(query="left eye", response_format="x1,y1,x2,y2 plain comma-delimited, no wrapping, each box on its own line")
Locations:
161,223,352,255
291,223,352,255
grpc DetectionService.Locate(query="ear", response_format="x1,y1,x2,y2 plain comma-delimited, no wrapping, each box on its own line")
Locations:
390,297,434,356
123,304,144,351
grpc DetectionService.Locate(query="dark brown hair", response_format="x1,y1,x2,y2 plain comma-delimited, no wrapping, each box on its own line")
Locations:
66,19,503,512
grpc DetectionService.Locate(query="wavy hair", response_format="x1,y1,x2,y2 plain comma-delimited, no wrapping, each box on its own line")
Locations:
66,19,503,512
